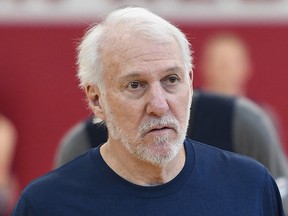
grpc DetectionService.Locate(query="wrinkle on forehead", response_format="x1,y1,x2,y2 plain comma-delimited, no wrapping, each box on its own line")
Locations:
107,37,179,63
100,31,183,86
101,26,175,59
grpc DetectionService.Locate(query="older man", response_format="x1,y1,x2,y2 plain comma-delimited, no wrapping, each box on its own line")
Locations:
12,7,284,215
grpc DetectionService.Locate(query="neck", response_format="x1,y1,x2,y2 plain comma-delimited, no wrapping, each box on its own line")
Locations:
100,140,186,186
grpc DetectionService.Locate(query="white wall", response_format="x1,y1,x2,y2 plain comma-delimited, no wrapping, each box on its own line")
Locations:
1,0,288,24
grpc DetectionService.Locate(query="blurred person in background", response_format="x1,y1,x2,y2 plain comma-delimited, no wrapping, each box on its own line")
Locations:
200,32,252,97
0,114,17,216
199,32,284,130
199,32,288,210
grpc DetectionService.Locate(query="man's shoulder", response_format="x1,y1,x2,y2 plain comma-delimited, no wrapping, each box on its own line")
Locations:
22,149,97,199
186,138,271,195
186,138,268,178
13,147,107,215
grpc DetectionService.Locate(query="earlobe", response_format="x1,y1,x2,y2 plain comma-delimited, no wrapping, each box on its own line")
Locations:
86,85,99,106
85,85,106,121
189,70,193,87
189,70,193,81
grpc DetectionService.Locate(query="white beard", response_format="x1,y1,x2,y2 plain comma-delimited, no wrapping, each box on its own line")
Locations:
103,102,190,166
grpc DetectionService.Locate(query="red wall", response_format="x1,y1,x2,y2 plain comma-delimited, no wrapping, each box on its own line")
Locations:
1,23,287,194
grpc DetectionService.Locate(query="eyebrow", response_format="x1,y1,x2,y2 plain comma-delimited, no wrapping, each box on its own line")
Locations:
119,66,184,82
166,66,184,73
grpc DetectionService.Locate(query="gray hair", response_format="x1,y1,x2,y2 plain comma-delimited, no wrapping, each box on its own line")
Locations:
77,6,193,90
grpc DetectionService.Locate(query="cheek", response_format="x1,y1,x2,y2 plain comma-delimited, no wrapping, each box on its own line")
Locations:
172,91,192,121
108,96,143,125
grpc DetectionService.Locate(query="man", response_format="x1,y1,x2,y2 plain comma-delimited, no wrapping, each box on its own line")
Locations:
53,90,288,213
12,7,284,215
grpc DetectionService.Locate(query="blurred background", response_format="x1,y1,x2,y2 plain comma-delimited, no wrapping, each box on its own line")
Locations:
0,0,288,213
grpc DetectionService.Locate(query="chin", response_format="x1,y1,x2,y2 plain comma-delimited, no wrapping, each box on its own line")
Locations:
136,141,182,166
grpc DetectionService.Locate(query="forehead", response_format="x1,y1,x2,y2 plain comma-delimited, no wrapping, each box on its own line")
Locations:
209,40,246,56
102,34,184,79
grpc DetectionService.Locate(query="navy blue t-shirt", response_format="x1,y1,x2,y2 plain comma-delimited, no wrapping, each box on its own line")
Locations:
12,139,284,215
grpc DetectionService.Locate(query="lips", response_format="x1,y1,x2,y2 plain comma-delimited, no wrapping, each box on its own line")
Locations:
146,125,175,135
150,126,171,131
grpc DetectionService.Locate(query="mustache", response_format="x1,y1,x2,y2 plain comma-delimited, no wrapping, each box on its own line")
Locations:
139,115,179,136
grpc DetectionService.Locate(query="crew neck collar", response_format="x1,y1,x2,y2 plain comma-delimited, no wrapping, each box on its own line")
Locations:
90,139,195,198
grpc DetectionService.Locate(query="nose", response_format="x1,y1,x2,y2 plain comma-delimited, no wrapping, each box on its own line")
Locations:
145,83,169,117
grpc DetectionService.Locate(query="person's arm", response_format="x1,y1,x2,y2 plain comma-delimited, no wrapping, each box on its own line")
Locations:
0,114,17,214
0,115,16,187
53,121,91,168
233,97,288,213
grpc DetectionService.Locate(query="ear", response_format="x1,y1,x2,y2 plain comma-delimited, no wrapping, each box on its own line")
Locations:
189,70,193,88
85,85,106,121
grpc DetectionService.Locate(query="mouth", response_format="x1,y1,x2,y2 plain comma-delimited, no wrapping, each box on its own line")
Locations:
146,125,175,135
150,126,171,131
139,118,179,138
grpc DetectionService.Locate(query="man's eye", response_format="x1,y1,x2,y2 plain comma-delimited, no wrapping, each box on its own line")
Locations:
163,75,180,85
129,81,141,89
168,76,178,83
